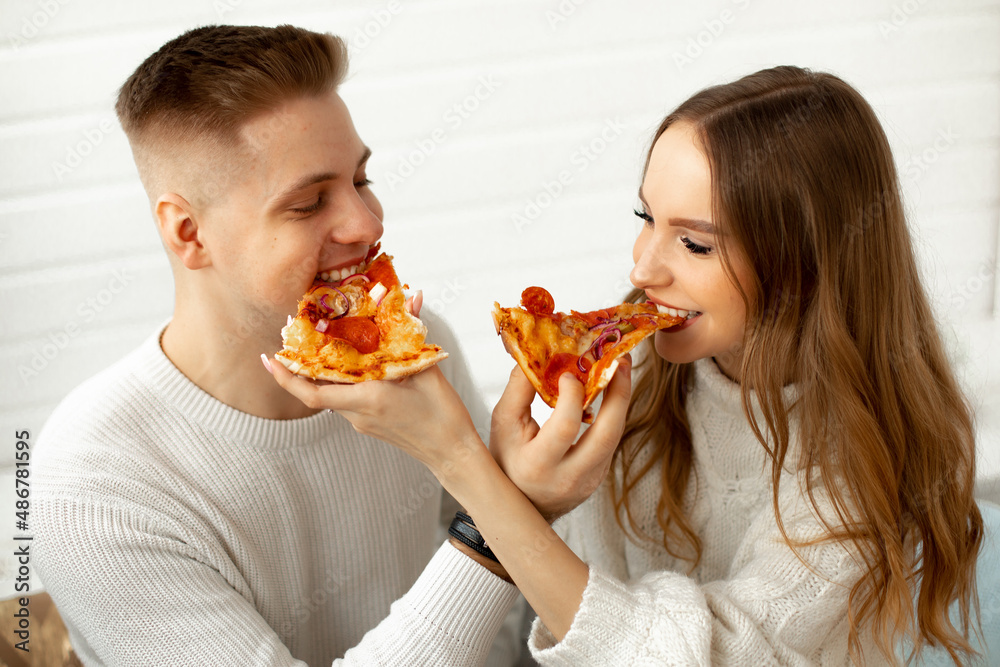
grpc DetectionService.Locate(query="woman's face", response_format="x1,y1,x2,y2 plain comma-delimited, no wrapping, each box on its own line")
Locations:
630,121,750,379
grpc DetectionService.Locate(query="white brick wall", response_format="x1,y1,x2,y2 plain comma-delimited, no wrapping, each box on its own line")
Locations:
1,0,998,592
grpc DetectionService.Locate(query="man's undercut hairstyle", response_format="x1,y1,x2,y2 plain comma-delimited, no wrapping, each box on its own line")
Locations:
116,24,349,182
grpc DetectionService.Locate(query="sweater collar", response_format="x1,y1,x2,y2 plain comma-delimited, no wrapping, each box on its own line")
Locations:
693,357,800,418
134,322,339,449
692,357,803,472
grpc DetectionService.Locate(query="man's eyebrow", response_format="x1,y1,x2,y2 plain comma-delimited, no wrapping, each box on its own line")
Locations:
271,146,373,205
274,172,336,203
357,146,372,169
637,188,715,234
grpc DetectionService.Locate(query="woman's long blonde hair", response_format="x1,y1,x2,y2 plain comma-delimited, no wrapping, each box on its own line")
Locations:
614,66,982,664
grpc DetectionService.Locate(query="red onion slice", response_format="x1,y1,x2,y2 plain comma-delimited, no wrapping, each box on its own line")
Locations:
589,318,621,331
591,327,622,360
341,274,370,286
319,288,350,319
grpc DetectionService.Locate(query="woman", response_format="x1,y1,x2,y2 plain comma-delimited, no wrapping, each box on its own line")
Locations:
268,66,984,665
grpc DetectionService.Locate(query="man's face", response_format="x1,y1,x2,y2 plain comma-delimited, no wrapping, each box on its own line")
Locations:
196,90,383,329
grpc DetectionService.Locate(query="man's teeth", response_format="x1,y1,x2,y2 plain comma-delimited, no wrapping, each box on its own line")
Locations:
656,304,701,320
318,261,366,283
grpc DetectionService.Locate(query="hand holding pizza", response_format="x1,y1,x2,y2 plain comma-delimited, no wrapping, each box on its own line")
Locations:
489,355,632,523
267,358,486,471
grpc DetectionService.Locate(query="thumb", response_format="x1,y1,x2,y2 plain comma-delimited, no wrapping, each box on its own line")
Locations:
493,365,536,427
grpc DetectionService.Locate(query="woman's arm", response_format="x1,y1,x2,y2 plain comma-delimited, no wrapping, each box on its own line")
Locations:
522,484,868,665
266,358,633,641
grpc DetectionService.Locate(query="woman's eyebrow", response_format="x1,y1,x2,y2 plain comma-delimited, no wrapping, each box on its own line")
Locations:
669,217,715,234
638,189,716,234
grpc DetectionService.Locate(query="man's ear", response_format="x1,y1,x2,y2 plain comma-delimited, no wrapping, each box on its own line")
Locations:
155,193,210,270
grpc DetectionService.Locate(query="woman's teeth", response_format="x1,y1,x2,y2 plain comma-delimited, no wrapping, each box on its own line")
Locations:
318,261,366,283
656,304,701,320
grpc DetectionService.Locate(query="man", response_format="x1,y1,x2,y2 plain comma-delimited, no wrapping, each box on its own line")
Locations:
34,24,523,666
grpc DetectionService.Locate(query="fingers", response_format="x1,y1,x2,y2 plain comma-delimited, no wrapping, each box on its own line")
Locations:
532,372,585,462
600,353,632,411
568,354,633,467
553,372,585,424
404,290,424,317
492,366,539,440
494,365,537,417
265,354,363,412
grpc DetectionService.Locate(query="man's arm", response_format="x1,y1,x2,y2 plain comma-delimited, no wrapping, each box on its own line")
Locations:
36,494,517,666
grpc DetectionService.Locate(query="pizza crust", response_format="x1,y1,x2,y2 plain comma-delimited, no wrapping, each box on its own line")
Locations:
274,348,448,383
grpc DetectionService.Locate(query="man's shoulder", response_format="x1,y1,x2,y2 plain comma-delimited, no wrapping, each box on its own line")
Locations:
36,330,168,474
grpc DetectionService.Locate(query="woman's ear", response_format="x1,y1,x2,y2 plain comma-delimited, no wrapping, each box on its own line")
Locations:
155,193,210,270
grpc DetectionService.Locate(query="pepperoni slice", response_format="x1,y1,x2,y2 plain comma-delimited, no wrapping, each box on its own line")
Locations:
542,352,590,396
364,254,400,290
521,286,555,316
324,316,380,354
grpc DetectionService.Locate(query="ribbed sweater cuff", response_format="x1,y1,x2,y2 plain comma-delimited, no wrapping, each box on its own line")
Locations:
403,542,519,657
529,565,703,664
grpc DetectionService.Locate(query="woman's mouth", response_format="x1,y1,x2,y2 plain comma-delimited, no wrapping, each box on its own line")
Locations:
653,303,702,331
654,303,701,320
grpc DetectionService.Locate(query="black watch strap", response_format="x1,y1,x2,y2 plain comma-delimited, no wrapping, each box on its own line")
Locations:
448,512,499,563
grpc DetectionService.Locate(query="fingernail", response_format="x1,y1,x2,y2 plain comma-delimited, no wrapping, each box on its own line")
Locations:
260,353,273,374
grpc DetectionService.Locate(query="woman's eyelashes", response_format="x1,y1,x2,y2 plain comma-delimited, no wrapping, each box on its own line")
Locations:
633,208,654,227
635,208,713,255
681,236,712,255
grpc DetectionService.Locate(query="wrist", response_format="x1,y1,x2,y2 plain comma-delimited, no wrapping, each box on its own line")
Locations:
430,435,496,493
449,538,512,584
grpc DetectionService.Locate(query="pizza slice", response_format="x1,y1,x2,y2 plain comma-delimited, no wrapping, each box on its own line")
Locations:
492,286,683,422
276,244,448,382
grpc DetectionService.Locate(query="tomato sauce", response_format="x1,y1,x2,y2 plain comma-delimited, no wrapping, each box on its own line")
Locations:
542,352,590,396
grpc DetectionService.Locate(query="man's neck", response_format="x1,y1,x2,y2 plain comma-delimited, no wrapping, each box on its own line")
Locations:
161,306,320,421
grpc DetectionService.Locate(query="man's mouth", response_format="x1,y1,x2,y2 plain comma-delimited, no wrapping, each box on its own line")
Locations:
317,255,372,283
654,303,702,320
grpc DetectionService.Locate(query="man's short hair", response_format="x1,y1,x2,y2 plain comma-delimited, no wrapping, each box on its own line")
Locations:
117,24,349,149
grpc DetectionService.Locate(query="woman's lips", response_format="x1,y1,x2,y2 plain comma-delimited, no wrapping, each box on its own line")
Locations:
663,312,702,332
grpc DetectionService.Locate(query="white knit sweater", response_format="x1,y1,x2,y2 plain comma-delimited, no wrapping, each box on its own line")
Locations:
529,357,883,666
34,318,520,667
